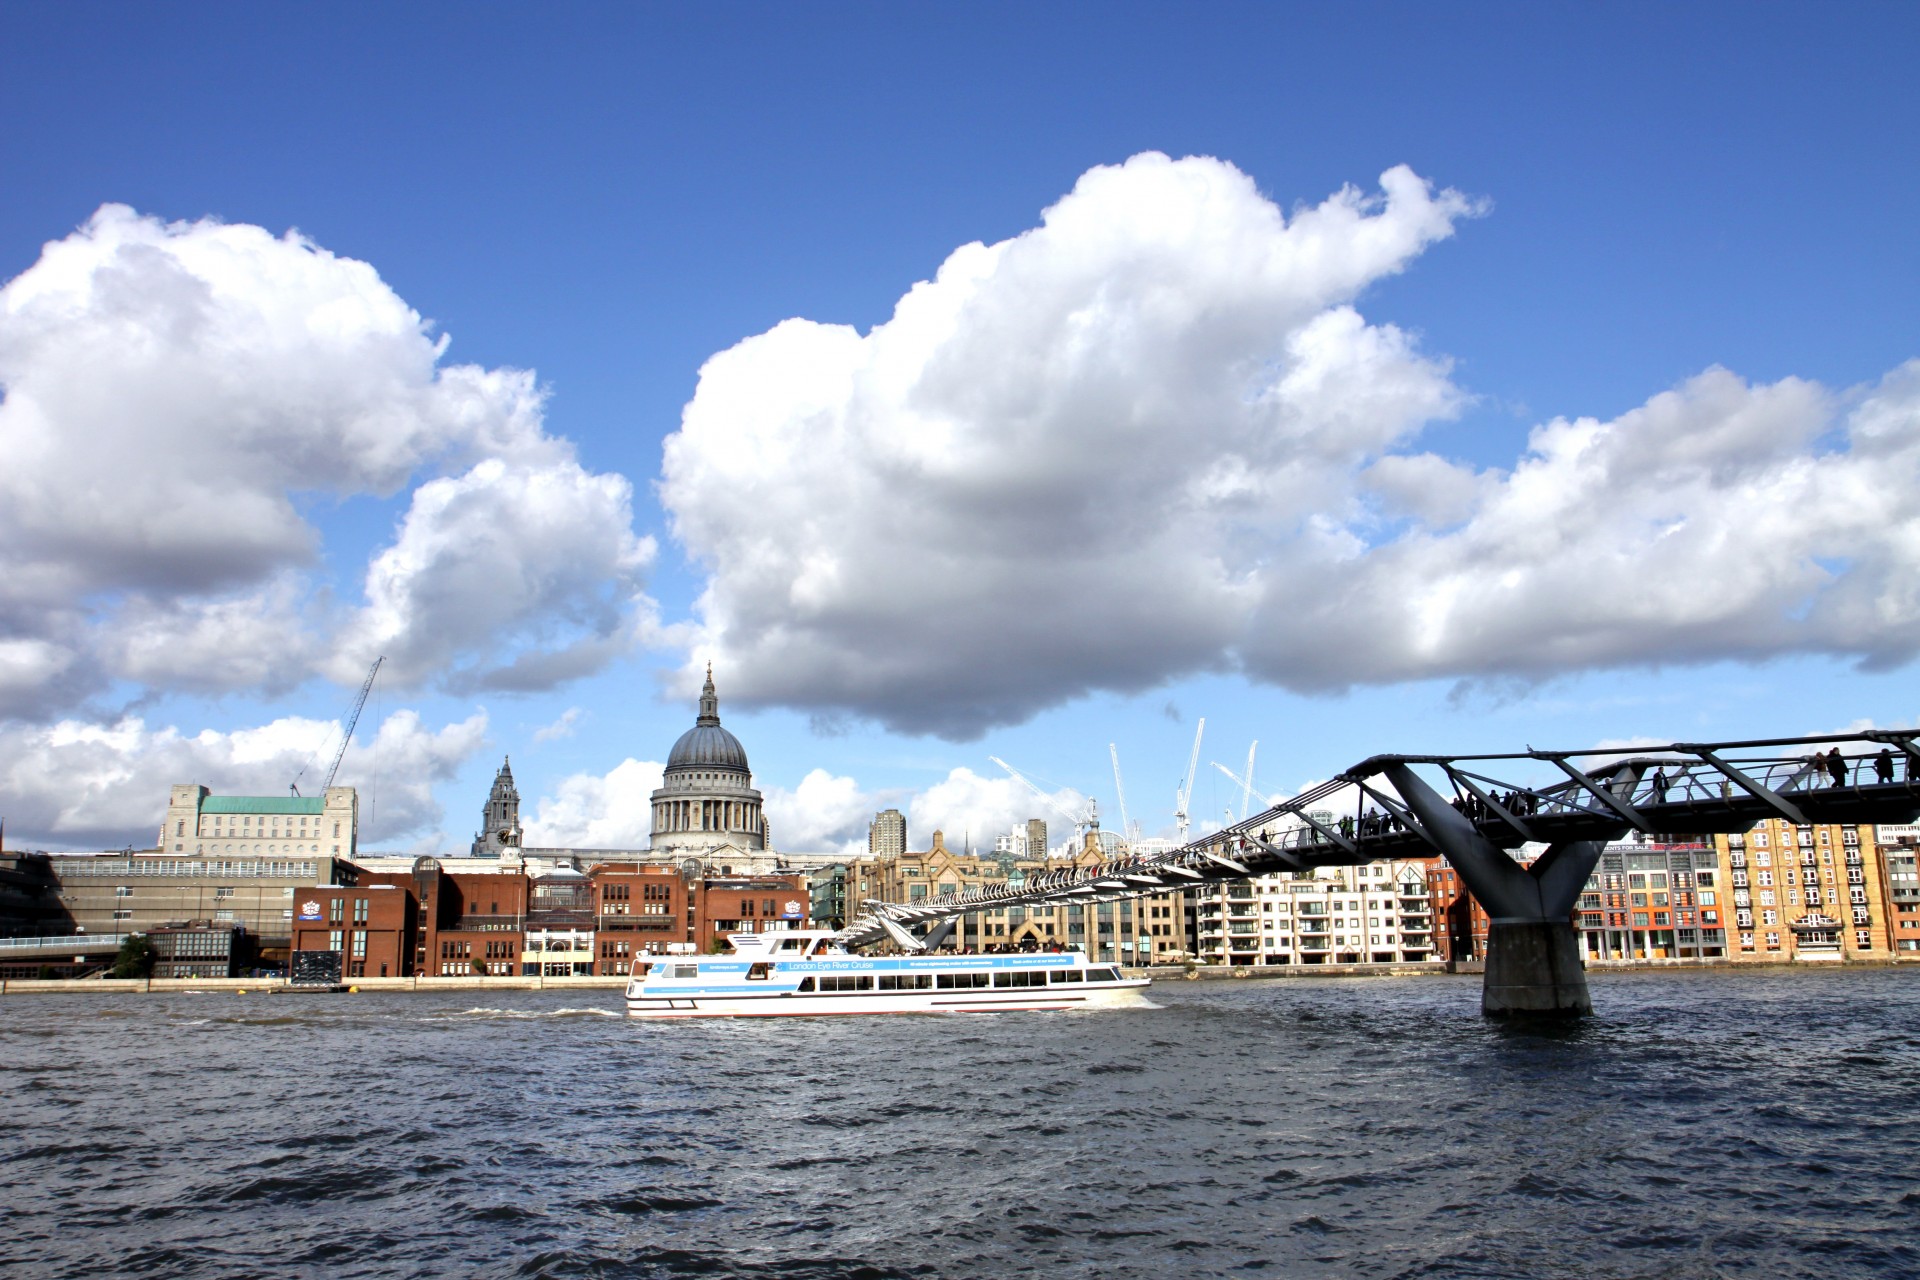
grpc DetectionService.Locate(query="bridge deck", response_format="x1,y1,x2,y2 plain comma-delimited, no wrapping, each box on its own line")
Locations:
840,732,1920,948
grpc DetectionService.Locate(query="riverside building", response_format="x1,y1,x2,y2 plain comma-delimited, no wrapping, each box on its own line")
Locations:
1714,820,1895,960
159,784,358,859
1576,841,1727,962
1880,825,1920,953
1191,861,1438,967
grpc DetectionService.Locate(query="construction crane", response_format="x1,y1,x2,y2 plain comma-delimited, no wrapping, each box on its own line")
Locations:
1211,758,1287,811
1109,743,1141,847
1238,741,1258,820
292,656,384,796
989,755,1098,852
1173,718,1205,840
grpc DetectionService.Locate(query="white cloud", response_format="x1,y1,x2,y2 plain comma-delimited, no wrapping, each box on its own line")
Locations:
906,766,1086,855
532,707,584,744
524,757,663,849
0,204,655,718
659,154,1920,735
333,457,656,690
660,154,1474,737
1243,362,1920,689
0,707,488,850
759,768,883,853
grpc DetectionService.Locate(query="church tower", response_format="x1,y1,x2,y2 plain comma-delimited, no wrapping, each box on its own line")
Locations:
473,757,523,856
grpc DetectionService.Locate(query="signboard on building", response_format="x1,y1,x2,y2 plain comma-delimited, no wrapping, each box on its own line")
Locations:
782,900,804,919
296,899,323,921
290,949,342,987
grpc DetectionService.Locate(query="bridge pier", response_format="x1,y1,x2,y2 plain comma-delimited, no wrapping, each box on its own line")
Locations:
1381,763,1607,1019
1483,921,1590,1018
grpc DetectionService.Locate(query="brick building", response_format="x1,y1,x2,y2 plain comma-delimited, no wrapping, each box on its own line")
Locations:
1714,820,1894,961
591,863,690,974
288,884,414,979
698,874,809,952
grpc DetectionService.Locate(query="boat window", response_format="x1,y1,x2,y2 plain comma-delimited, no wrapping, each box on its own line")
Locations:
1088,967,1120,982
1048,969,1083,983
630,961,653,979
669,963,700,979
795,976,816,992
747,963,772,981
776,937,810,953
878,974,933,990
935,972,990,989
810,939,836,956
994,970,1046,988
818,974,873,992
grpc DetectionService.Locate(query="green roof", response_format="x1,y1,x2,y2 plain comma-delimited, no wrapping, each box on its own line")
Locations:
200,796,325,815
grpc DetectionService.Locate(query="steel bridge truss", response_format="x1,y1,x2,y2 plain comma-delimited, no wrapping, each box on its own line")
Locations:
839,732,1920,971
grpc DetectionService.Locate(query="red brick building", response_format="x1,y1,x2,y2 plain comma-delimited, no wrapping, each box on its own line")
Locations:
591,863,691,974
412,862,528,977
288,883,414,979
1425,858,1489,965
697,874,809,953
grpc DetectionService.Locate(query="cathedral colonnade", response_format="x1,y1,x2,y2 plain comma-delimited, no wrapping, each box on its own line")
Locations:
653,799,761,834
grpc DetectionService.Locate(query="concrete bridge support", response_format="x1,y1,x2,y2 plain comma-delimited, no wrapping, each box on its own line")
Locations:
1381,764,1606,1019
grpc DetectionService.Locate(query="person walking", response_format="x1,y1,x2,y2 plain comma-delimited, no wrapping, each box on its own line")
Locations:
1876,748,1896,784
1826,748,1848,788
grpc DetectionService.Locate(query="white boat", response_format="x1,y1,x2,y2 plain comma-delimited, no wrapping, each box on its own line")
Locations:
624,930,1153,1018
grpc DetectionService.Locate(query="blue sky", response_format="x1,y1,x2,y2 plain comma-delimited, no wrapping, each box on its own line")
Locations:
2,4,1916,854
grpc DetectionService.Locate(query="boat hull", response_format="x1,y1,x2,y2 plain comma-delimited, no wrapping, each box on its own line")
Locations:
625,977,1153,1018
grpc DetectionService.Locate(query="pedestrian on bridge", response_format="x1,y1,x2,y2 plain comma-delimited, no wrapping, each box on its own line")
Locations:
1825,748,1849,788
1650,768,1670,803
1876,748,1896,784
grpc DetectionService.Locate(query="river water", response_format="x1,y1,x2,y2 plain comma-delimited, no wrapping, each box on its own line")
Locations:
3,968,1917,1280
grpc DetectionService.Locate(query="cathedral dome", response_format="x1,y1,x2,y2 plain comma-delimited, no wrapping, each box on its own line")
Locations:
663,666,750,775
667,722,749,772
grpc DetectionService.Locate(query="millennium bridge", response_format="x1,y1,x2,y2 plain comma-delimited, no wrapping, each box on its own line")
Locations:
840,732,1920,1018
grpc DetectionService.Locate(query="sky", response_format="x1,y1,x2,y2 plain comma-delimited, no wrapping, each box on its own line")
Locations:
2,3,1916,856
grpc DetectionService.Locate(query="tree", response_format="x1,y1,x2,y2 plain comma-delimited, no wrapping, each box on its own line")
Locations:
110,934,154,979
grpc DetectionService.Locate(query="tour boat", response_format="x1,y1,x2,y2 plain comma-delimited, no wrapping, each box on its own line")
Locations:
624,930,1153,1018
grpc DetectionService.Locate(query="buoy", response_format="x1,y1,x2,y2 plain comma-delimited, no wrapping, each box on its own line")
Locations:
237,988,247,995
348,985,359,993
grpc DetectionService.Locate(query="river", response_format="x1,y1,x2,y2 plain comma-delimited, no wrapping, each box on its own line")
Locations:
3,967,1917,1279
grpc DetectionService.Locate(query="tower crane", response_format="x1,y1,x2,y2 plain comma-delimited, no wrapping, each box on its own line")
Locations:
1173,718,1205,840
291,656,384,796
1109,743,1141,847
989,755,1098,854
1239,741,1258,820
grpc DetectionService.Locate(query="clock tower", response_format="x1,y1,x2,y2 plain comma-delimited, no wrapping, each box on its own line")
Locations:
472,757,523,857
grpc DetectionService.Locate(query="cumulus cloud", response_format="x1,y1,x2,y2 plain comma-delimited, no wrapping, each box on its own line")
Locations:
906,767,1086,855
1244,362,1920,689
660,154,1473,736
660,153,1920,734
333,457,656,690
0,707,488,850
0,204,654,718
524,757,664,849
